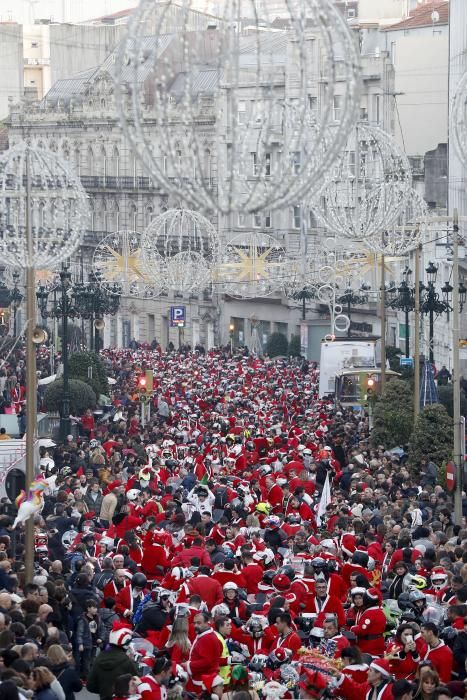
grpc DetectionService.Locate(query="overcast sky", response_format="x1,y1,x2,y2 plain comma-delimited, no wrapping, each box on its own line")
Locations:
0,0,138,24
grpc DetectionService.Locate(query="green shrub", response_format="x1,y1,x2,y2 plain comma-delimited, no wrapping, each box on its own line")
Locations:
69,351,109,396
44,379,97,415
408,403,453,471
266,332,289,358
437,384,467,418
371,379,414,449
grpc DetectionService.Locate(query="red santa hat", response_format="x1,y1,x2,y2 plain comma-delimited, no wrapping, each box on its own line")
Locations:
272,573,291,592
370,658,392,678
299,668,328,694
202,673,224,693
108,621,132,646
340,533,356,557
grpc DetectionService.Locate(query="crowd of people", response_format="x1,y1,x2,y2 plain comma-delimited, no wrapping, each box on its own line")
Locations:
0,346,466,700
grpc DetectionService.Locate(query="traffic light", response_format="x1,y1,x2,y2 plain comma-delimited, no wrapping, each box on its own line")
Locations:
366,375,375,397
138,375,147,390
138,370,153,394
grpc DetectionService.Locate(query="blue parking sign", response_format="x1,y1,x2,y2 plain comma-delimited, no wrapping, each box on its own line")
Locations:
170,306,186,328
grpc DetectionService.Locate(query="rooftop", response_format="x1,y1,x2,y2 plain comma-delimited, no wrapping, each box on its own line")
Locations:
384,1,449,31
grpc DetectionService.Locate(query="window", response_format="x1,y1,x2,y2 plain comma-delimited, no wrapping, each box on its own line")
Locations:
264,211,272,228
253,213,262,228
391,41,396,64
291,151,301,174
348,150,356,177
251,152,258,176
31,42,38,48
347,8,356,18
293,206,301,230
238,213,245,227
308,95,318,115
333,95,342,122
265,152,271,176
238,100,246,124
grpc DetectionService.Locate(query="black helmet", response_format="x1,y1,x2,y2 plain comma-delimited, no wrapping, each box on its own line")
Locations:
278,565,296,582
132,573,147,589
408,590,426,609
397,592,412,612
352,551,369,568
310,557,328,573
262,570,277,586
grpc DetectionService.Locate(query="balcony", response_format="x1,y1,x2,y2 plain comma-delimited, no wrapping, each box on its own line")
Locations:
80,175,159,191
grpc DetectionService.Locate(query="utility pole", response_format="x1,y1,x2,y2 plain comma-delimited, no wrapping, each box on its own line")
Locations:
453,209,463,525
25,151,36,585
414,245,421,420
380,254,386,393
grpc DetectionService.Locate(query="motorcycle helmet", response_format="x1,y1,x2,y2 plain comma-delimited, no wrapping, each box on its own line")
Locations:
267,648,290,669
408,590,426,610
397,592,412,612
430,567,448,591
352,551,369,568
310,557,328,574
126,489,141,501
278,564,296,582
262,570,277,586
408,575,428,591
132,573,147,590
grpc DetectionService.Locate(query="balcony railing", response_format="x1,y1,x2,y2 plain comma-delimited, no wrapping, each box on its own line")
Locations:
80,175,157,190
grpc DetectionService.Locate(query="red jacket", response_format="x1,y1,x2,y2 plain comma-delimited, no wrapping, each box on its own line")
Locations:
423,641,453,683
242,563,264,595
271,629,302,659
334,675,393,700
138,674,167,700
181,574,223,610
186,628,222,685
172,546,212,568
306,594,345,627
115,585,148,619
350,606,387,656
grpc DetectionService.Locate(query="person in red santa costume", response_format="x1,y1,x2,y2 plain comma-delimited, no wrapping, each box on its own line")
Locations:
386,622,427,680
270,611,302,660
330,658,395,700
349,588,386,656
183,611,224,695
138,653,172,700
115,572,149,621
306,576,345,627
318,615,350,659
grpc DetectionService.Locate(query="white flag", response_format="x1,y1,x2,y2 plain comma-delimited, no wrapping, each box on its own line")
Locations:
316,473,331,527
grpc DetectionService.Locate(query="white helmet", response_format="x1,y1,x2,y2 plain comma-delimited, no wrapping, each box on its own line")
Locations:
126,489,141,501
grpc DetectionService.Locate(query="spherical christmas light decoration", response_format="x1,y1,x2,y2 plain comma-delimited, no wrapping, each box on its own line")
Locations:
165,251,212,295
93,230,164,299
452,69,467,167
0,143,89,269
218,232,287,299
366,188,428,257
141,208,220,294
312,124,412,242
114,0,361,215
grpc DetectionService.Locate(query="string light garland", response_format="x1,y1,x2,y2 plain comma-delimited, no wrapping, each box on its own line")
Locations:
114,0,361,215
366,188,428,257
0,143,89,269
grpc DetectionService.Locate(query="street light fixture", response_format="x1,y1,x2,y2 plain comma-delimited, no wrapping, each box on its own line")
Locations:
10,271,23,337
386,267,415,358
421,262,452,364
73,272,121,351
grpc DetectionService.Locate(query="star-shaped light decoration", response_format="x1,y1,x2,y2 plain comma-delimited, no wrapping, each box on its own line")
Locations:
217,233,287,299
93,231,164,299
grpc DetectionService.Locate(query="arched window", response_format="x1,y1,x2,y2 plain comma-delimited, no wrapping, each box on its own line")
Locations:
87,145,95,177
145,205,154,227
129,203,137,231
100,145,107,179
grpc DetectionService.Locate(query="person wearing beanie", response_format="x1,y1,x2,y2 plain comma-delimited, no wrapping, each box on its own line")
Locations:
330,658,394,700
86,623,138,700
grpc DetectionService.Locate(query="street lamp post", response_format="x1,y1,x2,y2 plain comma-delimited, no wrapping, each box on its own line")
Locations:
420,262,453,365
386,268,415,358
36,266,79,440
74,272,120,352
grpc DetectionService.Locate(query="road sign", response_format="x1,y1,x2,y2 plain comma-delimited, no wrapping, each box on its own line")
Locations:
170,305,186,328
399,357,414,368
446,460,456,492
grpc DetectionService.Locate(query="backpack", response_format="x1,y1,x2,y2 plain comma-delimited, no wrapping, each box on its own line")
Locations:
214,487,228,510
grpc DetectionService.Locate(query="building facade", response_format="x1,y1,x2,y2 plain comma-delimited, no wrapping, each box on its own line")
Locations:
7,23,396,357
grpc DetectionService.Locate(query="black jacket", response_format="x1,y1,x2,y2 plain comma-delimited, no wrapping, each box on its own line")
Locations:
87,647,138,700
51,662,83,700
453,631,467,679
